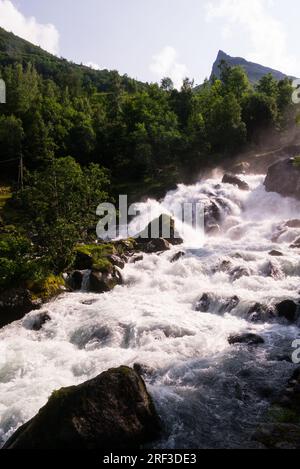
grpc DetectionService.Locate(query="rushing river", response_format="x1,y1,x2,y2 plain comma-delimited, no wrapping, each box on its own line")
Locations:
1,174,300,449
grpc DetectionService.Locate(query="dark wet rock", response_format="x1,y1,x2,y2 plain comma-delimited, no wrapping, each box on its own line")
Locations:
204,200,222,229
68,271,84,291
133,363,156,378
232,252,243,259
136,214,183,246
290,237,300,249
81,299,98,306
228,333,265,346
89,268,123,294
231,266,252,281
30,313,51,331
214,259,233,273
129,254,144,264
170,251,185,263
269,250,284,257
219,296,240,313
222,173,250,191
3,366,161,450
264,158,300,200
247,303,274,322
0,288,41,329
285,219,300,229
195,293,212,313
107,255,125,270
275,300,298,323
203,196,233,231
139,238,171,254
74,251,93,270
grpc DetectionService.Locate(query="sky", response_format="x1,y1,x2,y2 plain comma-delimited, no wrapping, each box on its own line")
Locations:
0,0,299,88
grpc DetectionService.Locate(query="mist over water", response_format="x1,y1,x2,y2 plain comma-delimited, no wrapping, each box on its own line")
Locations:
1,174,300,448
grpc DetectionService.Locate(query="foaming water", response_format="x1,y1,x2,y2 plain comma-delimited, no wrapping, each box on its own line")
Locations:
1,175,300,448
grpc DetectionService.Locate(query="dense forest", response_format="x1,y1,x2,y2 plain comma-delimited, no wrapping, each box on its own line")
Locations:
0,26,299,296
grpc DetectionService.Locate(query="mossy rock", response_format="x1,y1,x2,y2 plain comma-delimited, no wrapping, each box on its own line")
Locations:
74,240,137,273
74,243,117,272
28,275,65,301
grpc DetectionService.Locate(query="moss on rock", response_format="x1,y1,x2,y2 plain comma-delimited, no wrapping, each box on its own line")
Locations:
28,275,65,302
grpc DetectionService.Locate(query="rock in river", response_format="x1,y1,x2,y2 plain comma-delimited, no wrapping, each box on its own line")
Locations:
276,300,298,323
222,173,250,191
228,333,265,346
264,158,300,200
3,366,161,450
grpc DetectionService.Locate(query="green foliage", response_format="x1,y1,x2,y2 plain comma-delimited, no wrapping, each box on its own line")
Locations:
14,157,110,272
0,232,43,290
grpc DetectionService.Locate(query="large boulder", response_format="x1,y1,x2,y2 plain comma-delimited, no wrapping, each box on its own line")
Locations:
89,268,123,294
276,300,298,323
0,288,41,329
136,214,183,246
3,367,161,450
222,173,250,191
264,158,300,200
228,333,265,346
138,238,171,254
23,312,51,332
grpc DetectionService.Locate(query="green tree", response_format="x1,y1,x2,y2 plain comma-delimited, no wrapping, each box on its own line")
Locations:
15,157,110,271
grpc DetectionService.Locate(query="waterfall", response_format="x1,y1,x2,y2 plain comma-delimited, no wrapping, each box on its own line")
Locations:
1,174,300,448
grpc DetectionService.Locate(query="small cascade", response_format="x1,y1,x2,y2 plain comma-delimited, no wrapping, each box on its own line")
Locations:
81,270,91,292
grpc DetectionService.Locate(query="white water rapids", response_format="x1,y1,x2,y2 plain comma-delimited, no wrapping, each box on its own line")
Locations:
1,174,300,449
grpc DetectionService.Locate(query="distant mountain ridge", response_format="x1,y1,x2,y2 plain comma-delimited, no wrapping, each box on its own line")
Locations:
0,26,295,90
210,50,294,84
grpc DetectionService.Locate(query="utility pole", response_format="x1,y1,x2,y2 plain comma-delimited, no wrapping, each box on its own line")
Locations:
18,153,24,190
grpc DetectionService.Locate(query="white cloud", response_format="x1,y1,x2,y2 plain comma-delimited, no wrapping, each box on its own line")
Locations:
205,0,298,75
150,46,189,89
0,0,59,55
84,62,101,71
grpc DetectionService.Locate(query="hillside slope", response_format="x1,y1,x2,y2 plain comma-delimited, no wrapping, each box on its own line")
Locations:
0,26,144,93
